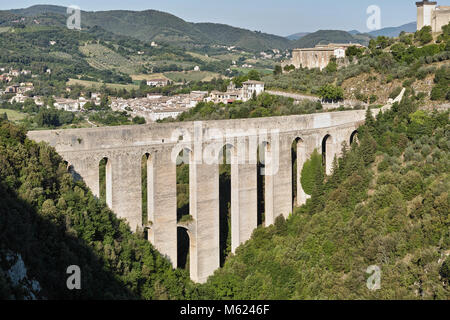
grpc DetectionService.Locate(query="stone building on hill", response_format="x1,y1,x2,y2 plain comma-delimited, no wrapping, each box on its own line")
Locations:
416,1,450,33
282,43,364,71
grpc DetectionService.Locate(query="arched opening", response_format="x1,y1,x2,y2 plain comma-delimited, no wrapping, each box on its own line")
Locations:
176,148,191,222
350,130,359,146
99,157,112,207
141,153,153,227
291,137,303,207
257,142,269,226
322,134,333,175
177,227,190,272
219,144,233,266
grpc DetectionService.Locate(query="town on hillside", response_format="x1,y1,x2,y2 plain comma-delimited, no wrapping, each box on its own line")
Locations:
0,0,448,129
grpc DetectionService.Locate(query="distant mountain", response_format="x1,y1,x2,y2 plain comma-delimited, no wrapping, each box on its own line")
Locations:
347,30,361,35
1,5,292,52
368,22,416,38
286,32,310,41
290,30,371,48
194,23,292,51
9,4,67,16
0,5,415,52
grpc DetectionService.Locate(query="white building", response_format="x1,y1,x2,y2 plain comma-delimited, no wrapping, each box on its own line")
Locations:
334,48,346,59
242,80,265,101
208,81,265,103
149,109,183,121
54,98,85,112
146,78,169,87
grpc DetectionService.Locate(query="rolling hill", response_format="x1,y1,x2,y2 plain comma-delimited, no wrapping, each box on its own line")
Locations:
290,30,371,48
368,22,417,38
0,5,292,52
286,32,310,40
1,5,418,53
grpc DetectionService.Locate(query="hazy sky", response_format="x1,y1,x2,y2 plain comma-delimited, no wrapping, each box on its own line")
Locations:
0,0,422,36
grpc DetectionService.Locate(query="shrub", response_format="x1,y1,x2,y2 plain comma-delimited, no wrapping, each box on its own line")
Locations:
440,257,450,280
300,149,322,195
389,87,403,100
399,170,424,200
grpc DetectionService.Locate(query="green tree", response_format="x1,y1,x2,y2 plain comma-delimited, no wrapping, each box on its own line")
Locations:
247,70,261,81
132,116,146,124
300,149,322,195
440,257,450,280
325,59,338,73
318,85,344,102
273,65,282,75
415,26,433,45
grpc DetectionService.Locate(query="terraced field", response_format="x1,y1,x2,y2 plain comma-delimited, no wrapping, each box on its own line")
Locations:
163,71,224,82
187,52,219,63
49,51,74,60
230,66,273,75
67,78,139,90
131,73,170,81
79,43,144,75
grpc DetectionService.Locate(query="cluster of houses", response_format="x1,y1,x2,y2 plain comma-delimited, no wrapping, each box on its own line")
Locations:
1,68,36,102
110,80,265,122
1,63,266,122
0,68,32,84
110,91,207,122
53,94,102,112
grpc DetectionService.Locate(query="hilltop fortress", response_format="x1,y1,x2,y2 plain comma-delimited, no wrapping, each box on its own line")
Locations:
416,0,450,33
281,43,364,71
282,1,449,72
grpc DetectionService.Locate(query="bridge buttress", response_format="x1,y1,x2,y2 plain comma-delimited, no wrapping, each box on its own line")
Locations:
189,159,220,283
230,159,258,253
265,135,293,226
150,149,178,267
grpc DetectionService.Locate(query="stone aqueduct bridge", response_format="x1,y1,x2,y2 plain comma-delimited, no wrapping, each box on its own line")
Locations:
28,109,381,283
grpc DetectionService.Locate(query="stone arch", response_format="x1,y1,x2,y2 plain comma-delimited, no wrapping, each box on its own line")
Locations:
176,147,192,222
99,157,112,208
322,134,334,175
257,140,270,226
291,136,306,207
350,130,359,146
177,226,191,272
141,153,154,227
217,143,234,266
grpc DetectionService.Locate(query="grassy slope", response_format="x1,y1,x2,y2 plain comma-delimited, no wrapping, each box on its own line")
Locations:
0,109,26,122
67,79,139,90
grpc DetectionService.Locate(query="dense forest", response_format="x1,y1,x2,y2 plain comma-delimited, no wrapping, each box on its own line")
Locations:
1,88,449,299
0,119,193,299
